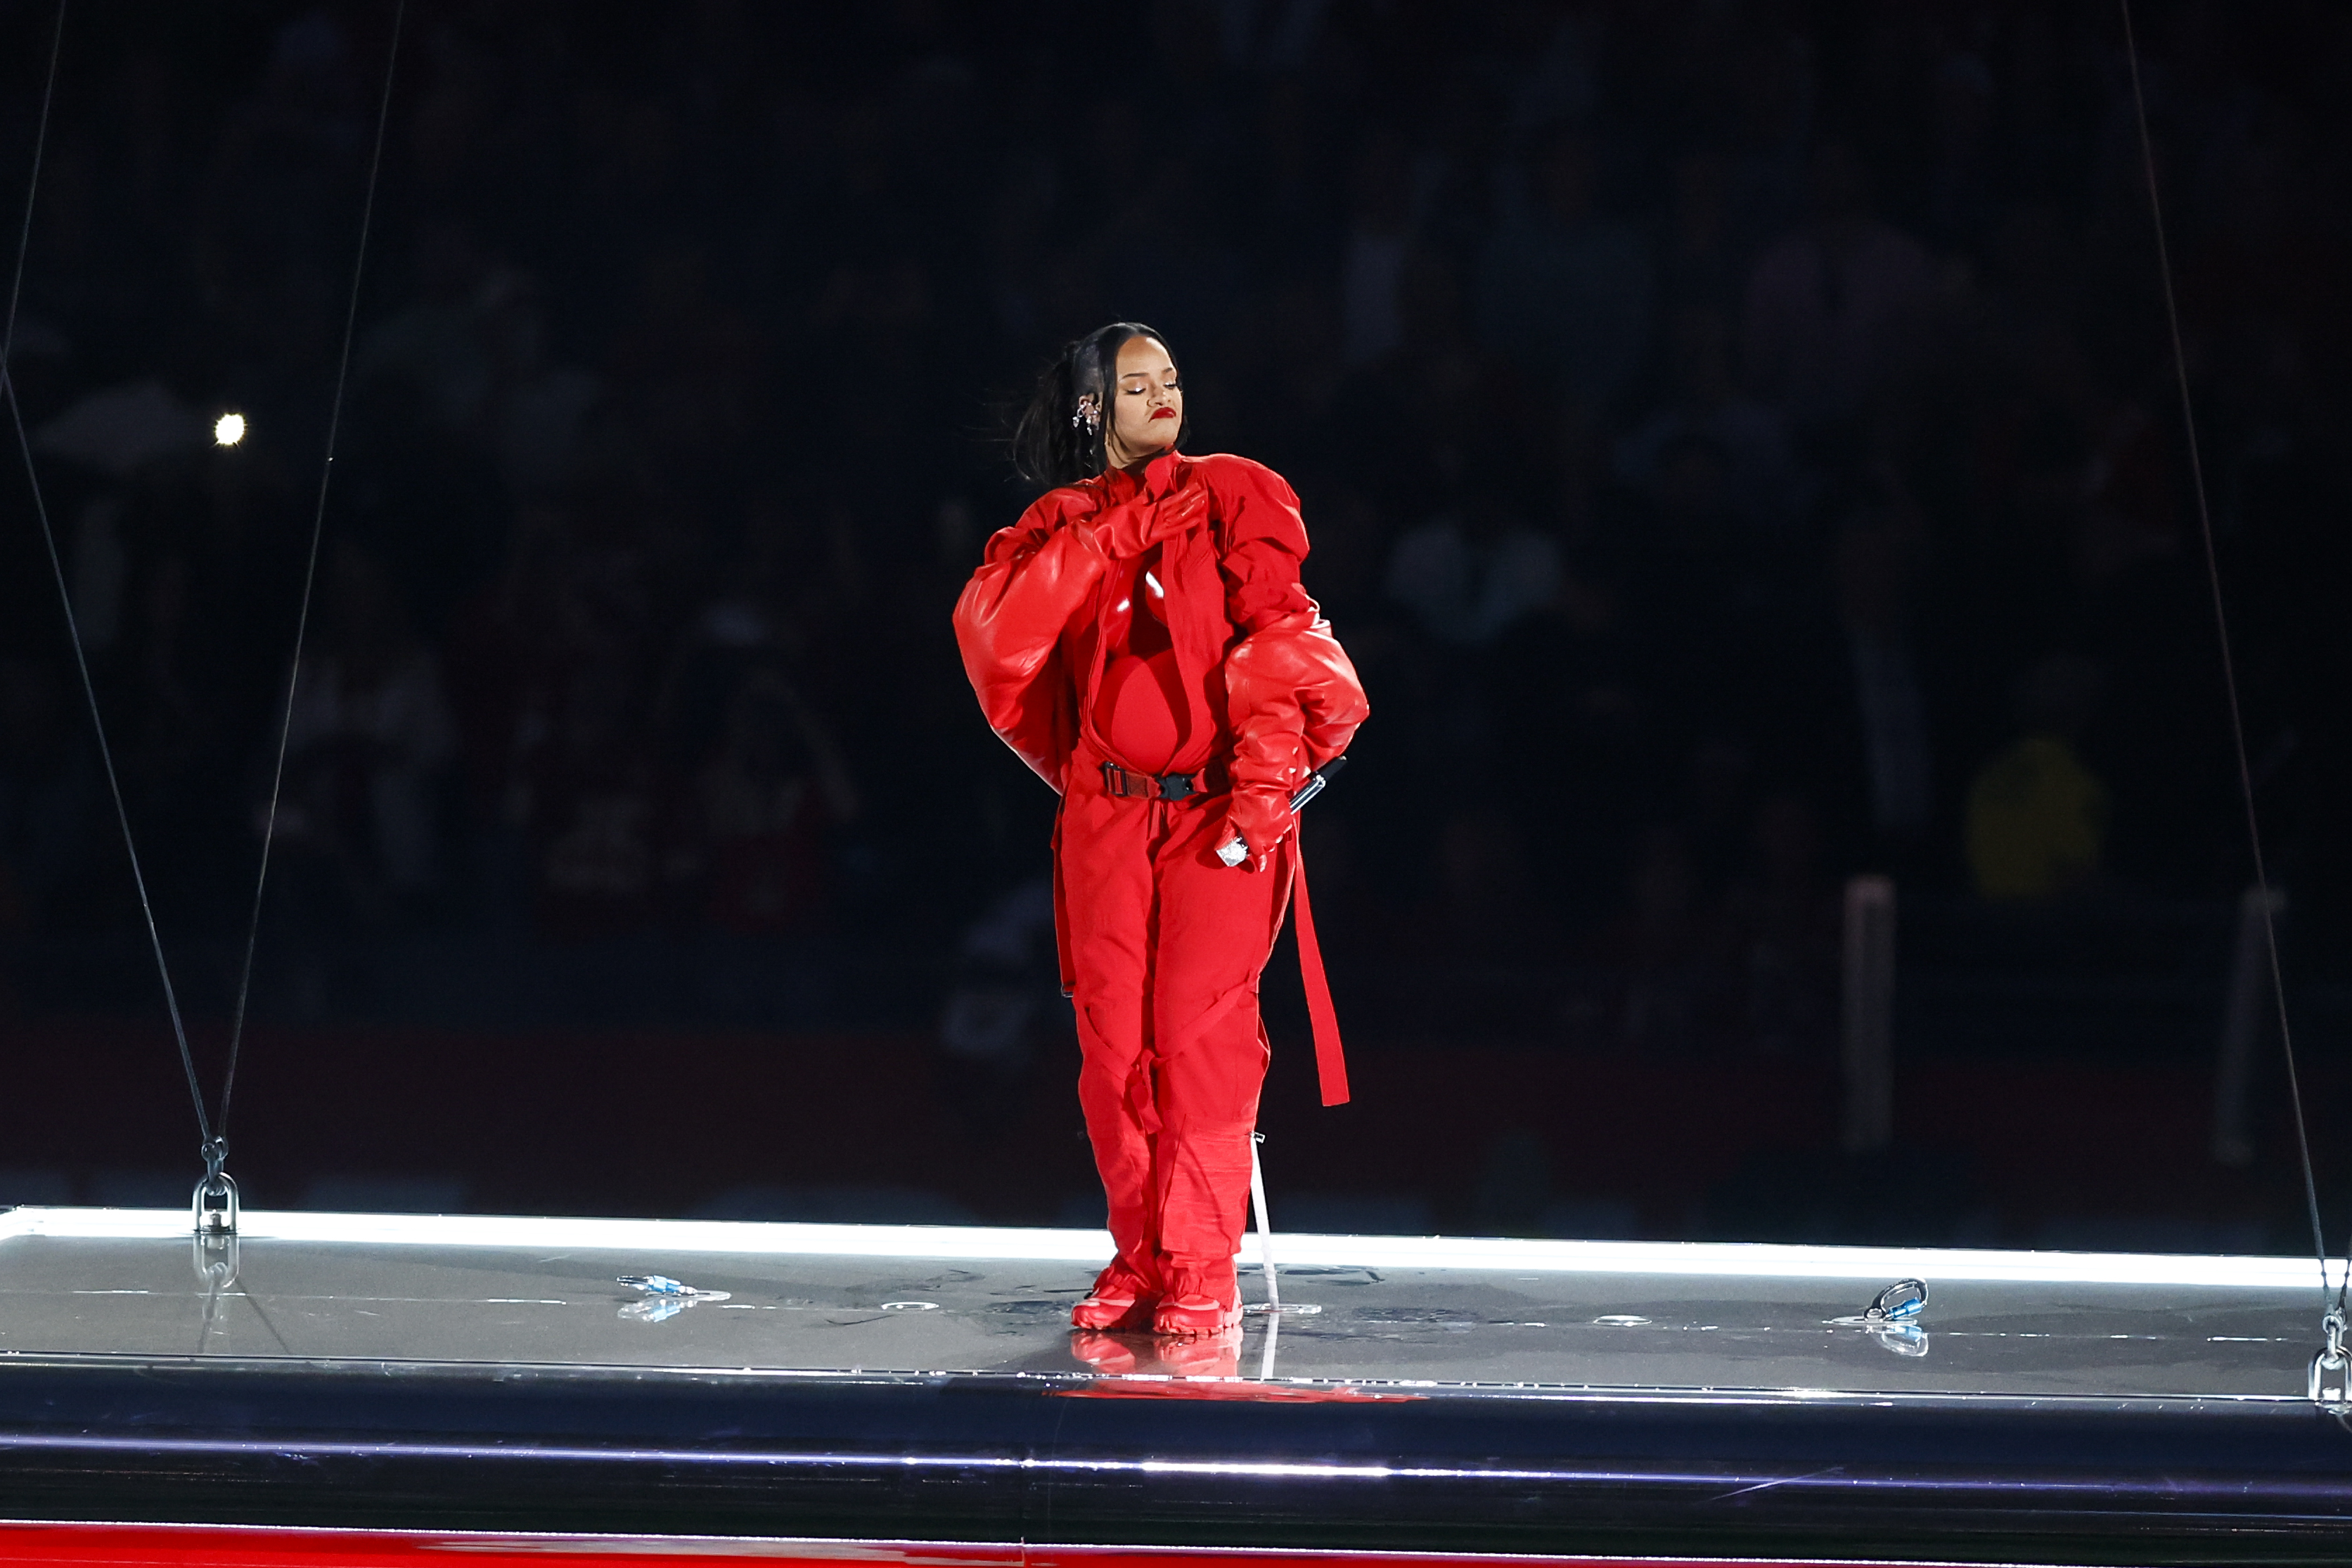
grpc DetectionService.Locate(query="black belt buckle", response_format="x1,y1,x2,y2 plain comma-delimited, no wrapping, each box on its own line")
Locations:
1100,761,1195,801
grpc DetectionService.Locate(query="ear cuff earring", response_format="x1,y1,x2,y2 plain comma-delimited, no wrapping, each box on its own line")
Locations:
1072,392,1101,435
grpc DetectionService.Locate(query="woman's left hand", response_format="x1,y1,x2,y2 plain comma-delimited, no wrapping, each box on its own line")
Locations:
1214,782,1293,873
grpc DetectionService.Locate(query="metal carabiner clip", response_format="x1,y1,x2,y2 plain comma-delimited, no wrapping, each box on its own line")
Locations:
2312,1308,2350,1406
1864,1278,1929,1323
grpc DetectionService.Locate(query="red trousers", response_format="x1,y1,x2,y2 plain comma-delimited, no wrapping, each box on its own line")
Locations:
1058,755,1293,1308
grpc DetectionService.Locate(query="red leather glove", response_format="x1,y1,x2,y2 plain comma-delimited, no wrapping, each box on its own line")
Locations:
1217,779,1296,873
1091,473,1211,560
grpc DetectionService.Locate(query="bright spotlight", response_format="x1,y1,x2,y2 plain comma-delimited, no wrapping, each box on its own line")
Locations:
213,412,247,446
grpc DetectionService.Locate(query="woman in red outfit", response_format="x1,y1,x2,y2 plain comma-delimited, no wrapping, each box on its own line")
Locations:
953,323,1368,1337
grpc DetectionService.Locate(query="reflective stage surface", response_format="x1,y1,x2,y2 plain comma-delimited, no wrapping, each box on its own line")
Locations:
3,1208,2349,1565
0,1208,2326,1397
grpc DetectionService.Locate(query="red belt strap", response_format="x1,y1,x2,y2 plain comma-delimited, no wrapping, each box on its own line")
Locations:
1290,843,1349,1107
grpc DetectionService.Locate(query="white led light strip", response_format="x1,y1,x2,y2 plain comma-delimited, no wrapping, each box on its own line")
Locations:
0,1206,2324,1290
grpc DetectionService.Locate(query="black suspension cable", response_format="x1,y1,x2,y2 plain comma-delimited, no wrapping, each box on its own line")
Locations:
217,0,407,1150
1,0,215,1156
2117,0,2331,1303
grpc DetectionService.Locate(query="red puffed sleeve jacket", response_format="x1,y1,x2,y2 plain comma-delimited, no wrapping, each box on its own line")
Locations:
953,451,1365,823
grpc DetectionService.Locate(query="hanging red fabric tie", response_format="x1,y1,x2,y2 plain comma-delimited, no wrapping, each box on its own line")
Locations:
1290,843,1348,1107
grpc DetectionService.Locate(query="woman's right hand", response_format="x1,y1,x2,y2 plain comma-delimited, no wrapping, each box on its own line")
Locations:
1091,476,1210,559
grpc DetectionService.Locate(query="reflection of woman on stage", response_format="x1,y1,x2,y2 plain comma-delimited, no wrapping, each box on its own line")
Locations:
953,323,1368,1337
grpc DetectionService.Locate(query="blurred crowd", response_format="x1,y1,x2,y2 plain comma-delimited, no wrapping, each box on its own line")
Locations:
1,0,2346,1058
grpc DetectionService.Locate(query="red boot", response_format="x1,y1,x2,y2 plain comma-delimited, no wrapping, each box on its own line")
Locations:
1152,1259,1240,1337
1072,1260,1159,1331
1152,1295,1242,1336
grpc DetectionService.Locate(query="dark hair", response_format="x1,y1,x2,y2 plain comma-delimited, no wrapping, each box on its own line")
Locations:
1011,321,1185,489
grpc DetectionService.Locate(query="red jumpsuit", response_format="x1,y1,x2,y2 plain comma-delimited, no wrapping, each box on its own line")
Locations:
953,451,1368,1320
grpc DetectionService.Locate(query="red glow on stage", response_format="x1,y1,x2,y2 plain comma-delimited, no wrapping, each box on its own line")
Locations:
0,1522,1999,1568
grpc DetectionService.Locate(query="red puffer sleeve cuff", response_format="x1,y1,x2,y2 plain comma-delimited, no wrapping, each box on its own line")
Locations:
1215,611,1368,871
1225,611,1370,776
951,496,1107,789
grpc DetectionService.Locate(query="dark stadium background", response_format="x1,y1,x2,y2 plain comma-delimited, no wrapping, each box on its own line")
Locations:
2,0,2349,1251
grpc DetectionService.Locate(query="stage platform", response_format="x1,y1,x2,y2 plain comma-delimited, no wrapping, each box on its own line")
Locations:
2,1206,2349,1564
